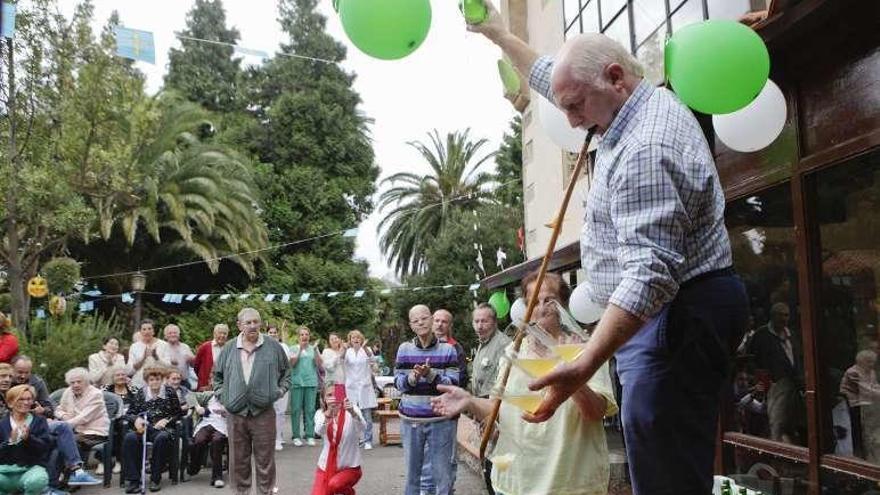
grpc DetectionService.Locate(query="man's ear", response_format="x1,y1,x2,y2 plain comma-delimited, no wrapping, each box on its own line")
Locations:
604,63,626,89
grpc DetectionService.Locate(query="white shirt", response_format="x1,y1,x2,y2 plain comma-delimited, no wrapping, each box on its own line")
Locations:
322,347,346,385
194,396,228,437
236,334,264,385
314,406,366,470
344,348,378,410
166,342,194,380
211,341,223,364
128,339,172,387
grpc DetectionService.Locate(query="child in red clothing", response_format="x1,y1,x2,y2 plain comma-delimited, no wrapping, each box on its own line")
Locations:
311,384,366,495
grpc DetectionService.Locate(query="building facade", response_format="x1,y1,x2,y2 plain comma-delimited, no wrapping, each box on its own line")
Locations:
488,1,880,493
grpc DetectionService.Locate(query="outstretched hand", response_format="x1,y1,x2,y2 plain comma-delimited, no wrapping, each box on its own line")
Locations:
523,362,590,423
431,385,472,418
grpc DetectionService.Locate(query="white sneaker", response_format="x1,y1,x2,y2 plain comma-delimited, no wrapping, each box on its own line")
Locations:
275,442,283,451
306,438,316,446
95,463,104,476
213,480,225,488
293,438,303,447
113,462,121,474
364,442,373,450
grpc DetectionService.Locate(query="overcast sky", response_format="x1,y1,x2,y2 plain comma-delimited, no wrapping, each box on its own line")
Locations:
65,0,517,281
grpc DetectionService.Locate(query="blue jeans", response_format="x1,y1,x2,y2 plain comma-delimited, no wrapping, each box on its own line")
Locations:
616,272,747,495
362,408,374,445
49,421,83,469
419,420,458,494
401,419,455,495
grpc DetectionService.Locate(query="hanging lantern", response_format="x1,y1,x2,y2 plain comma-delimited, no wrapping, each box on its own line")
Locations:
49,295,67,317
27,275,49,298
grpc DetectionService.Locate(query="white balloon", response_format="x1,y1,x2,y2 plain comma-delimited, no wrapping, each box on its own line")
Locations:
713,79,787,153
537,95,588,153
510,297,527,324
569,283,605,324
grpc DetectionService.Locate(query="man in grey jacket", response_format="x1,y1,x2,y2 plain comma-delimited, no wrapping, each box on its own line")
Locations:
214,307,290,495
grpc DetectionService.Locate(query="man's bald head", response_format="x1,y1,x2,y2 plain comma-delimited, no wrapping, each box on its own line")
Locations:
409,305,432,337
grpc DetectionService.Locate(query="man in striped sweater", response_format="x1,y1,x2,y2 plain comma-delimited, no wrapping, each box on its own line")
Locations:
395,304,460,495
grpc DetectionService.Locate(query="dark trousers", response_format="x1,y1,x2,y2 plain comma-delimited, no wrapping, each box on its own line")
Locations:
123,428,173,484
482,459,495,495
229,408,276,495
615,271,748,495
187,425,227,482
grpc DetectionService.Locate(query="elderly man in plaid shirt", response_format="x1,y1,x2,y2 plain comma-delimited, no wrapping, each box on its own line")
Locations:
470,3,749,495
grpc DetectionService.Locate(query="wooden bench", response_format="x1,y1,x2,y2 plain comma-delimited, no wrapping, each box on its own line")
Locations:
376,409,401,446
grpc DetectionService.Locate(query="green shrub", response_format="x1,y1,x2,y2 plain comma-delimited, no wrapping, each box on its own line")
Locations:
41,257,82,295
21,312,126,390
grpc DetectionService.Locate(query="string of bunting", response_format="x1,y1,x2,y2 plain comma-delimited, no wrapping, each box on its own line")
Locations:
70,283,484,314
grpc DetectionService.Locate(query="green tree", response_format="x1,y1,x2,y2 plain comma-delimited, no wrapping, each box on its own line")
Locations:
493,116,523,211
378,129,497,278
389,204,525,353
1,2,146,333
165,0,242,112
207,0,380,336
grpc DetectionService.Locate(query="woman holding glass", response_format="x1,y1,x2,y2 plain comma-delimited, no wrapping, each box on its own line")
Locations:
432,271,617,495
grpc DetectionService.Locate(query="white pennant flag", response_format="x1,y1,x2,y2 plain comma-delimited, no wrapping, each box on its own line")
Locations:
281,294,291,303
300,293,310,302
198,294,210,302
219,294,231,300
354,290,365,298
265,294,276,302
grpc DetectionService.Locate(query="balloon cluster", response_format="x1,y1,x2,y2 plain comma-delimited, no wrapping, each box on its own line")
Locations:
665,20,786,153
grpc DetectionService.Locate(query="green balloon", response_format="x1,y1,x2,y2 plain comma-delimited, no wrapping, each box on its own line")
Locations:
488,291,511,319
338,0,432,61
497,58,520,95
665,20,770,115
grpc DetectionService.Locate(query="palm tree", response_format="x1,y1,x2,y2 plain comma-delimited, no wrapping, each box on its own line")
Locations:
378,129,496,278
97,95,269,276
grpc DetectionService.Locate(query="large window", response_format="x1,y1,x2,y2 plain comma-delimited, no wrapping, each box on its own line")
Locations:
725,184,806,446
563,0,756,85
813,150,880,492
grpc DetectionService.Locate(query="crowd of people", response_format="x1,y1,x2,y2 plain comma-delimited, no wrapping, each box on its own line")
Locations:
0,310,393,495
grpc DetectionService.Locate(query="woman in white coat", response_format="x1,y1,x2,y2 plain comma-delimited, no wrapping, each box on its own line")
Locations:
321,333,347,402
268,324,292,451
344,330,378,449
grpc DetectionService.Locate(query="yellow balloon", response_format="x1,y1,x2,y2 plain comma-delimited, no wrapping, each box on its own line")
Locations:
27,275,49,298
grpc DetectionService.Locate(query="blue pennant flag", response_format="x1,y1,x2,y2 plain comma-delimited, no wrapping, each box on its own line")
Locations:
300,293,310,302
342,228,359,238
162,293,172,303
1,1,17,39
281,294,291,303
121,293,134,304
115,27,156,64
234,45,268,59
79,301,95,313
35,309,46,319
84,288,102,297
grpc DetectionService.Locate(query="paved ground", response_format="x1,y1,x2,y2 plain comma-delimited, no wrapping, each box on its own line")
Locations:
75,421,488,495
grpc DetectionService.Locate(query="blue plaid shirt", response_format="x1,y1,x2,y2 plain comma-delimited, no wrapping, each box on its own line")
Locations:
529,56,732,320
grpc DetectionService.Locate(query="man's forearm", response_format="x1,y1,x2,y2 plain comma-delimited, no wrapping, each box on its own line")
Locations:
577,303,645,382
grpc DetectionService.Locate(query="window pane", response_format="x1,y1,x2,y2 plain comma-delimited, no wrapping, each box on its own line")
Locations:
564,0,581,32
671,0,705,32
602,7,632,53
722,443,809,494
726,184,807,446
636,27,666,85
821,468,880,495
814,150,880,466
632,0,667,45
581,0,600,33
708,0,752,20
600,0,627,29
